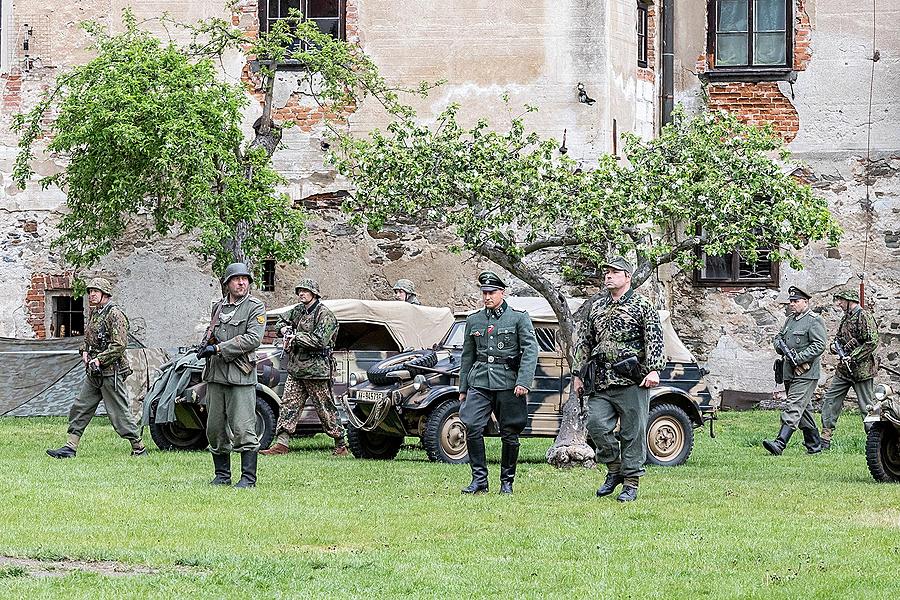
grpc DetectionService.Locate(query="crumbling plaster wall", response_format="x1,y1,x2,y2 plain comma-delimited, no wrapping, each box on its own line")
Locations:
670,0,900,399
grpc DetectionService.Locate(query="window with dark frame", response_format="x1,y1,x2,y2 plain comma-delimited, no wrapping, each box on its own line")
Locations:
258,0,346,42
708,0,791,71
52,295,85,338
261,259,276,292
637,2,649,68
694,248,779,287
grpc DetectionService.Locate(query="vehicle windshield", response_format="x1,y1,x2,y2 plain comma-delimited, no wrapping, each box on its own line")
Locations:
442,321,466,349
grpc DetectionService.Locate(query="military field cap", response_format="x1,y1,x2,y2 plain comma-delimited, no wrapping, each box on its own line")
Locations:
392,279,416,295
602,256,633,275
86,277,113,297
478,270,506,291
833,288,860,303
787,286,811,301
295,278,321,297
221,262,253,285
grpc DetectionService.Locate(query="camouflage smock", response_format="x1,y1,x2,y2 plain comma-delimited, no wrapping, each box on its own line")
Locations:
79,302,130,376
276,300,338,379
574,289,666,391
202,294,266,386
835,305,879,381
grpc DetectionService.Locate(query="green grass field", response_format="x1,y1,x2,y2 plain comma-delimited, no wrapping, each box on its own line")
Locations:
0,411,897,599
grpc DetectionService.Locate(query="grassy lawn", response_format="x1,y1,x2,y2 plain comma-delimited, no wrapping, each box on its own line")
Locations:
0,411,898,599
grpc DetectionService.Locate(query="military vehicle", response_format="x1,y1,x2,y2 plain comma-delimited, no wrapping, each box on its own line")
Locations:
144,300,453,451
344,297,716,466
864,369,900,482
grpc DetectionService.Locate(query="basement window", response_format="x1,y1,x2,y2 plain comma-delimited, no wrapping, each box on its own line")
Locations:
705,0,792,80
52,295,85,338
261,259,276,292
694,249,779,287
637,2,649,68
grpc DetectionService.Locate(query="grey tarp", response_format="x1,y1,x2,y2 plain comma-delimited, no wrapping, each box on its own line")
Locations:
141,352,204,426
0,336,169,417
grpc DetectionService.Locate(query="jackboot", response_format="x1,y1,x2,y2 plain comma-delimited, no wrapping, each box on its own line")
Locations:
461,436,488,494
762,424,794,456
46,446,76,459
209,452,231,486
800,425,822,454
234,451,258,488
499,443,519,495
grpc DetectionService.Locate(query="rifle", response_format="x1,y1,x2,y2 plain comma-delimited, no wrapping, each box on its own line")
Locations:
832,338,852,367
775,338,811,376
196,301,223,355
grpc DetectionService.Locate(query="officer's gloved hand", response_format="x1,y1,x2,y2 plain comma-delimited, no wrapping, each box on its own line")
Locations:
197,345,217,359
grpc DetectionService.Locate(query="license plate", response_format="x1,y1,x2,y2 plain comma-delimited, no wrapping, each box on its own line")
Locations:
355,390,386,402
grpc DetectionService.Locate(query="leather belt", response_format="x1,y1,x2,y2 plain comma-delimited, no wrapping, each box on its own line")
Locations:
475,355,497,363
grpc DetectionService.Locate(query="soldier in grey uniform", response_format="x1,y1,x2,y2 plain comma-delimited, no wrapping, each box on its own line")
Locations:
458,270,538,495
392,279,421,305
47,277,147,458
572,257,665,503
763,286,827,455
197,263,266,487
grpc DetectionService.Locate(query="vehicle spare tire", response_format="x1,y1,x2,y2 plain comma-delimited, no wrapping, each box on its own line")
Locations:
366,349,438,385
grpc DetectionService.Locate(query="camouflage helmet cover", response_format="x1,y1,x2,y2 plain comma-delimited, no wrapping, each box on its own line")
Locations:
221,262,253,286
833,288,860,303
392,279,416,295
602,256,633,275
86,277,114,297
295,278,321,297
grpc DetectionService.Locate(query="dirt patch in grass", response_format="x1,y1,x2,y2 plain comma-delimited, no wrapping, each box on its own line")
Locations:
0,556,193,578
856,509,900,528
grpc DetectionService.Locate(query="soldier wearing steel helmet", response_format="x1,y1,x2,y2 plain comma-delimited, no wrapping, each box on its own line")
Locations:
47,277,147,459
198,262,266,487
392,279,422,305
262,277,346,456
763,286,827,456
819,288,880,449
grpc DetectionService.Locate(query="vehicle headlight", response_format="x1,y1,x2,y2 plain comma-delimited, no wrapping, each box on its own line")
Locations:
349,373,358,387
413,374,427,391
875,384,893,401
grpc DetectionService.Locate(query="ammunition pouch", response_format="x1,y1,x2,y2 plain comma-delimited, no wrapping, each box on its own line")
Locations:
774,358,784,384
611,355,644,384
505,352,522,370
578,359,598,397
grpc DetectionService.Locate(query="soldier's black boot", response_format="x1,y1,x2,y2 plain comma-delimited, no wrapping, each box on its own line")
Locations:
800,425,822,454
596,471,624,497
499,443,519,495
616,485,639,502
210,453,231,486
461,436,488,495
234,451,258,488
762,424,794,456
46,446,76,459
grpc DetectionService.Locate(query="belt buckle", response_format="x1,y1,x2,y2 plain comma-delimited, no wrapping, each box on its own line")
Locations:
487,356,495,363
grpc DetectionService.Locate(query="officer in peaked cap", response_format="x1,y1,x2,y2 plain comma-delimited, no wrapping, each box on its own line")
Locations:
199,262,266,487
764,284,827,456
47,276,146,459
819,287,879,448
264,277,346,457
457,270,539,495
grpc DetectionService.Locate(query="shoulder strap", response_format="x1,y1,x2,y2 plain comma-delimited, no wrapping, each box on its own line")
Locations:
209,300,225,331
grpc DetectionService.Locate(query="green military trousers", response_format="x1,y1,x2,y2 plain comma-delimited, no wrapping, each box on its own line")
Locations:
68,372,141,443
206,382,259,454
781,378,818,431
820,373,874,431
586,385,649,479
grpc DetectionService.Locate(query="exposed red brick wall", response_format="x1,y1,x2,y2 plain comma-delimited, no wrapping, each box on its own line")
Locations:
706,82,799,142
794,0,811,71
25,272,75,339
637,3,656,83
2,72,23,112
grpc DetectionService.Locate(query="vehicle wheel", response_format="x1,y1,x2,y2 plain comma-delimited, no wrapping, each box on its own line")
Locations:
346,427,403,459
646,403,694,467
255,396,277,451
366,349,438,385
423,399,469,464
148,399,208,451
865,422,900,483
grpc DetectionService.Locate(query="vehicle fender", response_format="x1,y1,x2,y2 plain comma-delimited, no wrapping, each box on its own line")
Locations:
255,383,281,415
415,385,460,412
649,386,704,427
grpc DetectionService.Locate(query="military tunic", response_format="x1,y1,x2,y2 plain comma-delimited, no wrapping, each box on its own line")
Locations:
274,300,344,440
68,302,141,444
574,289,666,481
202,294,266,454
458,301,538,445
821,305,879,431
773,309,827,430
